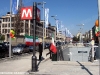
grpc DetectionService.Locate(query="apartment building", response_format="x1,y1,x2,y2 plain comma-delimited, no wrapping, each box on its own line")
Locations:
76,32,81,38
88,30,92,40
56,31,66,41
40,21,56,40
1,12,43,37
1,12,56,43
47,26,56,39
0,20,1,34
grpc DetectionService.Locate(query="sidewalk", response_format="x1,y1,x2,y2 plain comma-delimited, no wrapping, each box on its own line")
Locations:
0,49,50,75
33,60,99,75
0,49,99,75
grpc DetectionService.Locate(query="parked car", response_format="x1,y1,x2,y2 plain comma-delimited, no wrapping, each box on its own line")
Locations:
56,41,61,46
29,45,39,52
29,46,33,52
3,42,9,46
3,42,10,49
12,44,29,54
45,43,50,49
0,43,9,58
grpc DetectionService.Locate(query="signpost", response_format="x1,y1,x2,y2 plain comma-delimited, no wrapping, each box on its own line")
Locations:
20,2,40,72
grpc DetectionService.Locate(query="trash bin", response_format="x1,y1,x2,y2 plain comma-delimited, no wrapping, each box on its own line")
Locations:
52,53,57,61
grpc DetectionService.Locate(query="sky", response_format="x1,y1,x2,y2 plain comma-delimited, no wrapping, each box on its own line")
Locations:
0,0,98,36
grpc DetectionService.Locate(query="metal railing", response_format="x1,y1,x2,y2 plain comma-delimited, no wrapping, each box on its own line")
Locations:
56,44,65,61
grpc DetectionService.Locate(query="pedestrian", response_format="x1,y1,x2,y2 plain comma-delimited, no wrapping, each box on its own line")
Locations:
39,42,43,60
46,43,52,59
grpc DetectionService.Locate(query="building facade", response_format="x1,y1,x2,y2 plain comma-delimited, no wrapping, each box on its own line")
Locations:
0,12,57,43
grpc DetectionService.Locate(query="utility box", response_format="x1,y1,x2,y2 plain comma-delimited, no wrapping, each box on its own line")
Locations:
63,47,91,62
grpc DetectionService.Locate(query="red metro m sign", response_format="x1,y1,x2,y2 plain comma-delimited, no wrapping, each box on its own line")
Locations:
21,6,40,21
21,7,33,20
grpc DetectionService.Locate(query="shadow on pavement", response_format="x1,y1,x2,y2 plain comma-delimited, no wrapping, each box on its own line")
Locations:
37,57,45,69
77,61,93,75
27,57,45,73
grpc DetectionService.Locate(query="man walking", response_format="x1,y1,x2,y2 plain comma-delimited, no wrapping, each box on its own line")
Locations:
39,42,43,60
46,43,52,59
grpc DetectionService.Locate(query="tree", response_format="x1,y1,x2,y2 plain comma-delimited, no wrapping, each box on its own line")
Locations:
73,36,79,41
1,35,5,41
13,0,23,35
0,34,5,42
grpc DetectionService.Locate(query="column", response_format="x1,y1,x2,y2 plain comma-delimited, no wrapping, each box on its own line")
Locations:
1,19,3,34
24,20,25,35
29,20,30,36
45,27,46,38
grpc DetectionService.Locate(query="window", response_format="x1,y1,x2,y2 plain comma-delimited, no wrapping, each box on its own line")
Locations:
20,29,23,33
3,18,7,22
8,29,10,33
26,29,28,33
7,18,10,22
5,24,7,27
2,29,5,33
8,23,10,27
2,24,4,27
26,24,28,28
5,29,7,33
12,23,14,27
31,25,33,28
3,19,6,22
12,17,14,21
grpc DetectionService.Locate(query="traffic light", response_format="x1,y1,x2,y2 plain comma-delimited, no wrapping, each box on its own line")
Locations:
10,30,15,39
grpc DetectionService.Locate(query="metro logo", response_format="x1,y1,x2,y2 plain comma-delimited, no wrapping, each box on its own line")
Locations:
21,7,33,20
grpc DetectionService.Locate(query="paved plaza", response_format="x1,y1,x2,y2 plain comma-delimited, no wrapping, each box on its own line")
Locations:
0,49,99,75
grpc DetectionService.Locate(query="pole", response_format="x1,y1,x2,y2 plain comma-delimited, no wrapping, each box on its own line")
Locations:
91,39,94,62
65,30,66,43
31,2,37,72
91,44,94,62
54,19,56,41
43,2,45,51
9,0,12,58
80,31,81,43
98,0,100,74
80,28,82,43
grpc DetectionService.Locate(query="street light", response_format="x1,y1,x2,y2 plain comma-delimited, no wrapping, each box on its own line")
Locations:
37,1,46,51
51,15,58,41
51,15,57,20
31,2,38,72
77,24,84,43
9,0,12,58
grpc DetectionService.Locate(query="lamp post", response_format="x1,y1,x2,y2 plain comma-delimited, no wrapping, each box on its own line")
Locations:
77,24,84,43
31,2,37,72
37,1,46,51
9,0,12,58
51,15,57,41
97,0,100,74
65,30,66,43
